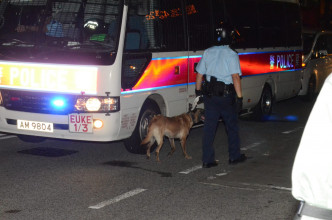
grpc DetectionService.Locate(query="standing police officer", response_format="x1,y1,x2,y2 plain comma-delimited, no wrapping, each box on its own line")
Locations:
195,23,247,168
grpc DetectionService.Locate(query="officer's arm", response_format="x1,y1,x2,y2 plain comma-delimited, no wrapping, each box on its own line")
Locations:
232,73,242,98
196,73,203,91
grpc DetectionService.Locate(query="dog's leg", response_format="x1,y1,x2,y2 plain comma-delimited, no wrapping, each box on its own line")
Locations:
146,142,153,159
180,138,192,159
146,137,155,160
168,138,176,157
155,136,164,162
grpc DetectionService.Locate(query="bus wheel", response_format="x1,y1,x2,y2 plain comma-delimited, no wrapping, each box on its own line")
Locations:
124,100,160,154
17,135,46,143
253,85,273,121
304,75,316,102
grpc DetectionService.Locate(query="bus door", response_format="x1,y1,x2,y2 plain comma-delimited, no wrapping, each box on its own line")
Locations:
122,0,189,116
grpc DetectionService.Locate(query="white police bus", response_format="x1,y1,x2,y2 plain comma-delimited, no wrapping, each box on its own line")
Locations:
0,0,302,153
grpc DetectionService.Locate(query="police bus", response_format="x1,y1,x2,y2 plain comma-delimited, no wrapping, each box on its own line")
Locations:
0,0,302,153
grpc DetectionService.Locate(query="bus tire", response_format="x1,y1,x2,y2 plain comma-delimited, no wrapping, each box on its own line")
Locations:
253,85,273,121
17,135,46,143
303,75,316,102
124,100,160,154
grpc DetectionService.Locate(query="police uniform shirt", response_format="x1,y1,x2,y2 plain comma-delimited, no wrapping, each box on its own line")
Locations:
196,45,242,84
292,74,332,211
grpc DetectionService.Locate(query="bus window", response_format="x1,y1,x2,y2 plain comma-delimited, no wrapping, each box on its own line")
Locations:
0,4,46,42
284,3,302,47
258,1,286,48
124,0,148,50
138,0,185,51
51,1,81,40
186,0,214,51
211,0,226,27
225,0,259,49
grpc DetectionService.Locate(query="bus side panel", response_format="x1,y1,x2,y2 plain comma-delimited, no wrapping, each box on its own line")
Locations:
276,69,303,101
239,50,302,101
119,52,191,139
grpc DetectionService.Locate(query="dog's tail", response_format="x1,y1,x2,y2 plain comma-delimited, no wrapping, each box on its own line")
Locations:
140,130,154,146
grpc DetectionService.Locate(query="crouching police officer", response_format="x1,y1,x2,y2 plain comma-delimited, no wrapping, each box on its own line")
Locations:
195,22,247,168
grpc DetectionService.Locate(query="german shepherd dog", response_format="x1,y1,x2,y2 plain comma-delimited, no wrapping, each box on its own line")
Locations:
141,108,204,162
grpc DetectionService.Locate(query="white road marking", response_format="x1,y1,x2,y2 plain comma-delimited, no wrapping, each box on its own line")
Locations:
241,182,292,191
0,135,16,140
271,186,292,191
282,127,303,134
201,182,291,192
216,173,228,177
89,188,147,209
241,142,263,151
179,165,202,174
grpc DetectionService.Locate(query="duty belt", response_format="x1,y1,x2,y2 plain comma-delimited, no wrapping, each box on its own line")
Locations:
296,201,332,220
224,84,234,91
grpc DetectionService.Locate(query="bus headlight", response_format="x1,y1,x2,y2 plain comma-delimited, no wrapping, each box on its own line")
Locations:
75,96,120,112
86,98,101,111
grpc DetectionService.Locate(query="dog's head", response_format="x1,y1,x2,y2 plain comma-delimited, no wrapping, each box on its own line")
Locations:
189,108,205,124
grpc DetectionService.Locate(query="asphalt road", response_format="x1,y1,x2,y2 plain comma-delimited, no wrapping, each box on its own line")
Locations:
0,96,315,220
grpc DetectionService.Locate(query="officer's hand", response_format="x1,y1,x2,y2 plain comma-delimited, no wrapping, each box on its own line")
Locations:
195,89,204,104
195,89,202,97
236,97,243,113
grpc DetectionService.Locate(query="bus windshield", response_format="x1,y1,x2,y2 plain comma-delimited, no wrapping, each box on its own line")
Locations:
0,0,122,63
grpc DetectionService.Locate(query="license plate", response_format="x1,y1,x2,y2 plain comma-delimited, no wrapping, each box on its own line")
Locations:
69,113,93,133
17,120,53,133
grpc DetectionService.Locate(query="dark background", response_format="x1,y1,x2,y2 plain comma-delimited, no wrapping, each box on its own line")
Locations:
301,0,332,31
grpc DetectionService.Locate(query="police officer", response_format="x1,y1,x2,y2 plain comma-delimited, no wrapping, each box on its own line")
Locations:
195,22,246,168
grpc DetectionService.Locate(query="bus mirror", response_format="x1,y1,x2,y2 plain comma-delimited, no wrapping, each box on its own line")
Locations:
125,31,140,50
318,50,328,57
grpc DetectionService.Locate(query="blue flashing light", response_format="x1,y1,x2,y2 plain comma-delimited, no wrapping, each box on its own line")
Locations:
51,97,66,109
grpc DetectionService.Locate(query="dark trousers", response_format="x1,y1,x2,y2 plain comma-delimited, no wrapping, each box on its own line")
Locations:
202,94,241,163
